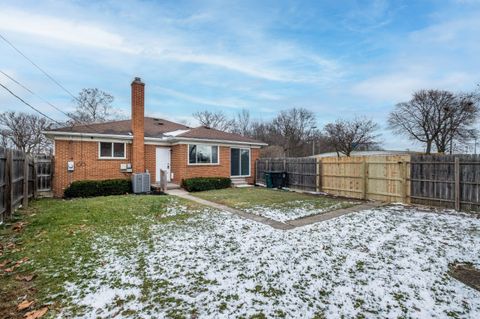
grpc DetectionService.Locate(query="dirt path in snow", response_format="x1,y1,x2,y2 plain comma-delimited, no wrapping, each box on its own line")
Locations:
166,189,384,229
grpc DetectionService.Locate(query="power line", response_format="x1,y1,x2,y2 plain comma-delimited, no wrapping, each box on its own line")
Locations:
0,70,72,119
0,32,108,128
0,32,79,101
0,81,62,125
0,70,105,133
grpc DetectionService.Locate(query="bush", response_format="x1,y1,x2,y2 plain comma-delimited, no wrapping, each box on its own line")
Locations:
181,177,231,192
64,179,132,198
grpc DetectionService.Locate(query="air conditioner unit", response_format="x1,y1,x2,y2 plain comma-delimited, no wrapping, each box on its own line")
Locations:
132,173,151,193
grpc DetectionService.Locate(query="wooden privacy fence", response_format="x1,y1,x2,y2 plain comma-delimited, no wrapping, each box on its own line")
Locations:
321,155,410,203
256,157,319,191
257,154,480,211
0,147,53,223
410,154,480,211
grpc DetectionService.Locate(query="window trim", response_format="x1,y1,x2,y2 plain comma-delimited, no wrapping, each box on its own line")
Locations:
98,142,126,159
187,144,220,166
230,147,251,177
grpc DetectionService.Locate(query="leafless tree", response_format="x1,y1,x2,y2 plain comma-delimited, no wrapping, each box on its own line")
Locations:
269,108,318,157
324,117,379,156
69,88,115,124
232,109,251,136
389,89,479,154
192,110,234,132
433,92,479,153
0,111,52,154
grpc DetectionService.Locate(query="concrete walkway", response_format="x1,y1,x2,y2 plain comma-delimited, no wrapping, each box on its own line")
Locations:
166,189,385,230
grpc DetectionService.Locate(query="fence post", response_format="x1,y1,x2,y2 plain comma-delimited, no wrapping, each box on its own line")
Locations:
316,158,321,193
22,155,29,208
361,157,368,199
5,150,13,219
454,157,460,211
33,157,38,199
399,161,407,204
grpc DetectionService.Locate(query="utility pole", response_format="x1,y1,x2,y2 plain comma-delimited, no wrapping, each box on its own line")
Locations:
311,125,317,156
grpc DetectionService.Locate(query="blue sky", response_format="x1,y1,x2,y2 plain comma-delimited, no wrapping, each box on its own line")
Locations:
0,0,479,150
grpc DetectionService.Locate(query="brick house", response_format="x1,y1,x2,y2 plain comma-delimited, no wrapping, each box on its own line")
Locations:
44,77,266,197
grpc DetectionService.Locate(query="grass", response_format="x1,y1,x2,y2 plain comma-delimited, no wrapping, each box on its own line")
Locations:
0,195,201,318
192,187,357,221
193,187,352,209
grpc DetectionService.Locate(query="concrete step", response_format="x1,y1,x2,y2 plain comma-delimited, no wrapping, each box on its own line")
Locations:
231,178,252,188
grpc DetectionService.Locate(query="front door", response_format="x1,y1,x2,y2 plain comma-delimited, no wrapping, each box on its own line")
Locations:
156,147,171,182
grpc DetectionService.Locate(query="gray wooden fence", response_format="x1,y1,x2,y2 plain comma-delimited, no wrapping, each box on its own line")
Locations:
256,157,319,192
410,154,480,211
0,147,53,223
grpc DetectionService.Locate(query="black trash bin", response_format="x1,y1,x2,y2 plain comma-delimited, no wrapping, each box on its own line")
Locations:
265,171,287,188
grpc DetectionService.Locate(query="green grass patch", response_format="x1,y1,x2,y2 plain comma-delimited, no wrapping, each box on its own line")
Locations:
0,195,200,318
192,187,356,212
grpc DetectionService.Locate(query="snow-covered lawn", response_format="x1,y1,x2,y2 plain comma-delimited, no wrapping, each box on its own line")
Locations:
57,203,480,318
243,200,357,222
193,187,358,222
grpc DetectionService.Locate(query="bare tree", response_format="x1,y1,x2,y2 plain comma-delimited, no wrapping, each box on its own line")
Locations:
69,88,115,124
389,89,479,154
433,92,479,153
192,110,234,132
270,108,318,157
324,117,379,156
232,109,251,136
0,111,52,154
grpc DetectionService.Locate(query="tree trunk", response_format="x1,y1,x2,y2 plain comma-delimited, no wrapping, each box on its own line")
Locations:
425,141,432,154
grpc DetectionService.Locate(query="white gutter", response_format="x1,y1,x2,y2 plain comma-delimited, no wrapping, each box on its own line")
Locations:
171,136,268,146
42,131,133,140
43,131,267,146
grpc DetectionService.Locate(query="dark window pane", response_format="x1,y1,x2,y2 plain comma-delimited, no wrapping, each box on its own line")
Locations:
241,149,249,176
189,145,197,164
231,148,239,176
197,145,211,163
113,143,125,157
211,146,218,164
100,142,112,157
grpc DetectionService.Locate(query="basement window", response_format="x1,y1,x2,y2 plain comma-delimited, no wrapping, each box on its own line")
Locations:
188,144,219,164
99,142,126,159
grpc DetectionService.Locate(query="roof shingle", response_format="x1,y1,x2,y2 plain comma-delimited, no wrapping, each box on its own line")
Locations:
48,117,265,144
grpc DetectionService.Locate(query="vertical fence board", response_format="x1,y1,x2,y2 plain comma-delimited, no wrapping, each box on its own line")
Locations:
410,154,480,211
0,148,52,223
256,157,318,191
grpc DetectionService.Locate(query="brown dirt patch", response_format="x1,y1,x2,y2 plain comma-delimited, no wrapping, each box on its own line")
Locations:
449,262,480,292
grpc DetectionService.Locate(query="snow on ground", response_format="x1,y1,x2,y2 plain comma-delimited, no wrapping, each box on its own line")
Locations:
243,200,357,222
59,204,480,318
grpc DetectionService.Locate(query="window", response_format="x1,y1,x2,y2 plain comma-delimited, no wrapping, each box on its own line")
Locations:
188,145,219,164
231,148,250,176
99,142,125,159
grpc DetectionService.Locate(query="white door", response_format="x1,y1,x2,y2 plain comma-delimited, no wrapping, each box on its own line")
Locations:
156,147,171,182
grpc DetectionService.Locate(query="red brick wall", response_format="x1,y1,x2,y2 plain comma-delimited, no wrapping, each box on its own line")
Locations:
53,140,132,197
170,144,260,185
131,78,145,173
246,148,260,184
53,140,261,196
170,144,230,184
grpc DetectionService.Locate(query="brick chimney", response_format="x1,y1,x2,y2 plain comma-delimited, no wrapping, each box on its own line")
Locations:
131,77,145,173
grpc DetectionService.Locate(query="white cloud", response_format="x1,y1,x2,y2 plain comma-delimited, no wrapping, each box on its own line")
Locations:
0,8,138,54
153,86,247,109
0,6,342,85
351,71,474,102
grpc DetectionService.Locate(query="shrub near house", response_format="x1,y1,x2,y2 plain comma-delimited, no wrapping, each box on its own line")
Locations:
64,179,132,198
181,177,231,192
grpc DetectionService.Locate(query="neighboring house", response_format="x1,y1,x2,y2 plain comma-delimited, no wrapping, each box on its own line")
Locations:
44,77,266,197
